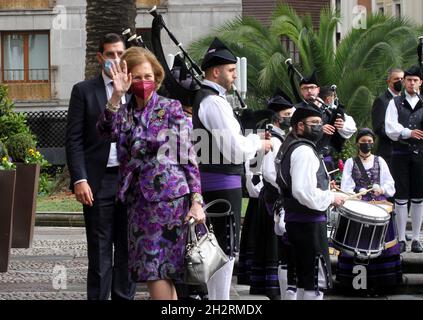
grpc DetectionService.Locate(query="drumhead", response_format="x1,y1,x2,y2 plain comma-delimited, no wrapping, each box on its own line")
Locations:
341,200,390,221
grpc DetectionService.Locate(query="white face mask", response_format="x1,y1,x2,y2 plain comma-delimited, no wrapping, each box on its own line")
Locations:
103,57,120,78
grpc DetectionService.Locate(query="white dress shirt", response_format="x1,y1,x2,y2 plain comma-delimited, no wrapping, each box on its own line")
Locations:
337,113,357,139
245,160,263,198
385,91,419,141
262,129,285,190
340,155,395,197
198,79,263,164
290,145,334,211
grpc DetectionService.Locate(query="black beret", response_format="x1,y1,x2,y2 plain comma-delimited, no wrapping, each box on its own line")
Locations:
267,89,293,112
404,65,422,79
355,128,375,142
291,103,322,126
201,37,237,71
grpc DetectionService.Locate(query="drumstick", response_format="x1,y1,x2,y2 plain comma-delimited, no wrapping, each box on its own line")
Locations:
345,187,374,200
328,168,340,175
332,186,354,196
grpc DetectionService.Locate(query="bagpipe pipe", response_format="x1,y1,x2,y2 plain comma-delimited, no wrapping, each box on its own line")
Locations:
284,58,346,154
122,28,147,48
121,6,248,114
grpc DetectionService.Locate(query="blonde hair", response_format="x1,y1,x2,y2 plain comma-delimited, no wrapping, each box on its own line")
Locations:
121,47,165,89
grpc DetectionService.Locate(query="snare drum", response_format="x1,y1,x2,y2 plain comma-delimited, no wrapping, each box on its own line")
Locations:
371,200,393,214
331,200,390,259
327,192,351,235
370,200,398,249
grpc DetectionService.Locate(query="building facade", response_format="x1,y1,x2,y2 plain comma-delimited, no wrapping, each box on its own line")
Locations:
0,0,241,110
336,0,423,39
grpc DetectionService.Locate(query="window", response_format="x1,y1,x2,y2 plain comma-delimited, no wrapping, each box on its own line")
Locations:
1,31,50,83
281,36,300,64
395,3,401,18
0,0,51,10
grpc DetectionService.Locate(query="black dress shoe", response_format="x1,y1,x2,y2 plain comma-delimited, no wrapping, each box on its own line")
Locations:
411,240,423,253
399,241,406,253
406,234,412,241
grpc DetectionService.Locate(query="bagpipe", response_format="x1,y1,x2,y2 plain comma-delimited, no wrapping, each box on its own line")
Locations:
121,6,248,115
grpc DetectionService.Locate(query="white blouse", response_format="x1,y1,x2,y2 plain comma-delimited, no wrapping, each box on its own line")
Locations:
340,155,395,197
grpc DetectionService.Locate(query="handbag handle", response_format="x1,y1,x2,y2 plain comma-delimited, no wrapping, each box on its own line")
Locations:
187,220,211,246
203,198,233,218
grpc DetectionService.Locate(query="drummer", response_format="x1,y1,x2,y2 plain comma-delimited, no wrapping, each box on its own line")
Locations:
277,104,346,300
337,128,402,293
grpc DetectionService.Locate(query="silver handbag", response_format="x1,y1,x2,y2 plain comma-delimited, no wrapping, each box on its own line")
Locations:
184,199,232,285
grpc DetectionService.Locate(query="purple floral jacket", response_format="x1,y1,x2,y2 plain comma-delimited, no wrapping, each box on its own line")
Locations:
97,92,201,203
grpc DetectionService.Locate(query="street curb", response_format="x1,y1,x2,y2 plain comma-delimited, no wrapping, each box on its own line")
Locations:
35,212,84,227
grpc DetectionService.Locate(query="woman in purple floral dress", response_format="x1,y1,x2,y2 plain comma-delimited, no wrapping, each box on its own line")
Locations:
97,47,205,300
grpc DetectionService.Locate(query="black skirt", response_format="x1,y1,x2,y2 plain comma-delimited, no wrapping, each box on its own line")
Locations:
286,221,332,291
202,188,242,256
237,197,259,285
249,191,281,298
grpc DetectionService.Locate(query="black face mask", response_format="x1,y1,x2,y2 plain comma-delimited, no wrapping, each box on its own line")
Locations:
393,80,402,93
303,124,323,142
359,142,373,154
279,117,291,130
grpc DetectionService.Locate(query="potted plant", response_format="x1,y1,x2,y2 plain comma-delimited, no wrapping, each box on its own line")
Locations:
5,133,48,248
0,142,16,272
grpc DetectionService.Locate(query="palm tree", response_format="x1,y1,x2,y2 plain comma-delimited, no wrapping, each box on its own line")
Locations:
188,4,423,128
85,0,137,79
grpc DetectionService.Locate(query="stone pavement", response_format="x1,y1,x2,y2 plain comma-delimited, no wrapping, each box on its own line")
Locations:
1,227,423,300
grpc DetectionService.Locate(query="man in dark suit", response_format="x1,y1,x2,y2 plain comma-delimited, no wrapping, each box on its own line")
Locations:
65,33,136,300
371,68,404,168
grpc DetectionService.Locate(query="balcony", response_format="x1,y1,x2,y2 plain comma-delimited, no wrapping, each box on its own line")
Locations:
136,0,162,8
0,0,54,10
1,68,52,101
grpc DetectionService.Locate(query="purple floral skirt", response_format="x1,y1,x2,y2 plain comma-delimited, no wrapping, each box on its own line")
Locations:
127,190,189,282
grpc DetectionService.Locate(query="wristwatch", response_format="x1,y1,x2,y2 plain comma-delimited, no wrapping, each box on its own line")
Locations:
191,192,204,205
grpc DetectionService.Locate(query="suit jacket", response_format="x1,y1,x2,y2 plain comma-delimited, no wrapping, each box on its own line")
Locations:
371,90,394,159
65,74,129,193
97,92,201,203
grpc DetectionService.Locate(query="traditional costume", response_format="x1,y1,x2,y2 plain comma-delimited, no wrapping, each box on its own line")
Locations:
277,104,333,300
336,128,402,290
192,37,264,300
385,65,423,253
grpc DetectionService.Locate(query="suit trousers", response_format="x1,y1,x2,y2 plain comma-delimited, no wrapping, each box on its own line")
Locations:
83,169,136,300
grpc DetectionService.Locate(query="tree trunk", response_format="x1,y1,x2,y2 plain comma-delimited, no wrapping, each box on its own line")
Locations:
85,0,137,80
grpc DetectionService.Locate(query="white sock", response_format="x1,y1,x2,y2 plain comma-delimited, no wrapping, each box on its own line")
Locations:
410,199,423,241
303,290,324,300
395,200,408,242
207,257,234,300
278,265,288,299
296,288,305,300
285,289,297,300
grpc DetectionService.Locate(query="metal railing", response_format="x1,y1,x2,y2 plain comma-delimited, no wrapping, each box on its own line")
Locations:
1,68,51,82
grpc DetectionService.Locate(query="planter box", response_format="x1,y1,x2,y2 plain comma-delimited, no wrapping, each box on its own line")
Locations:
11,163,40,248
0,170,16,272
